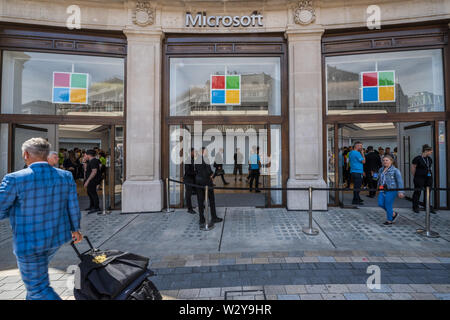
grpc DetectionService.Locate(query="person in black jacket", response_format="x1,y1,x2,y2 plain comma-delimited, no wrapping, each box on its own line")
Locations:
411,144,435,214
184,148,197,214
195,147,223,229
364,146,382,198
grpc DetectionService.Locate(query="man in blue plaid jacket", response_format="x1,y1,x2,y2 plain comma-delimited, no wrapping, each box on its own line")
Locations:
0,137,83,300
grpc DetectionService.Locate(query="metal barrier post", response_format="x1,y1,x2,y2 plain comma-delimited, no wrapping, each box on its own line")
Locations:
202,185,215,231
416,186,439,238
303,186,319,236
164,178,175,213
99,179,111,215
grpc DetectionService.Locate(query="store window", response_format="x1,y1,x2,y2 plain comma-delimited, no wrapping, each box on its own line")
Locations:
326,49,444,115
169,57,281,116
1,51,124,116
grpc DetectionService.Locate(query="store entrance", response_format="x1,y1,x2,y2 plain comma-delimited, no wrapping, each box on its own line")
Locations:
168,123,283,208
7,123,124,210
327,121,447,209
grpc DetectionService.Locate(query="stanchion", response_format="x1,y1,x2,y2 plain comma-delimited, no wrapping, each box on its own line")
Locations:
201,185,215,231
98,179,111,215
303,186,319,236
164,178,175,213
416,186,439,238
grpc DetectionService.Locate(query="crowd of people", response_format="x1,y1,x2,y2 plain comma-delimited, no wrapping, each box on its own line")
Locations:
48,146,108,214
340,141,435,225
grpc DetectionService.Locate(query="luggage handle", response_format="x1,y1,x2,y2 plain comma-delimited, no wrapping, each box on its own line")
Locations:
71,236,98,259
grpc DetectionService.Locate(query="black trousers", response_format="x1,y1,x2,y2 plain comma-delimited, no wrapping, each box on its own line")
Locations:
184,177,195,210
413,175,433,210
213,165,228,184
233,164,243,177
87,181,100,209
249,169,260,191
196,186,217,223
366,171,377,197
351,172,363,202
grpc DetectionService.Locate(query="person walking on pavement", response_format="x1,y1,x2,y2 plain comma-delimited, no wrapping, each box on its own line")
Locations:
411,144,436,214
364,146,382,198
377,154,405,225
184,148,197,214
212,148,229,185
233,148,244,182
195,147,223,229
349,141,366,205
84,150,102,214
248,146,261,193
0,138,82,300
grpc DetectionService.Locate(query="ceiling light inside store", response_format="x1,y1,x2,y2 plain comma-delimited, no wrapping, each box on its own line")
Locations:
354,123,396,130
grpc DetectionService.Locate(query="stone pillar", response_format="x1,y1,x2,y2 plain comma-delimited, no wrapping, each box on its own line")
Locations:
121,29,163,213
286,26,328,210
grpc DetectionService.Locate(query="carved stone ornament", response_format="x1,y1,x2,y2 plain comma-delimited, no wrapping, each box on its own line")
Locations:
294,0,316,25
133,1,154,26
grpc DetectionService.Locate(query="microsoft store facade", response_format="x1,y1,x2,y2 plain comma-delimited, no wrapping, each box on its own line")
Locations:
0,0,448,212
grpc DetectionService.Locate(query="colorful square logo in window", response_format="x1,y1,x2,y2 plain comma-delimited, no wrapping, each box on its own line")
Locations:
52,72,89,104
360,71,395,103
210,75,241,105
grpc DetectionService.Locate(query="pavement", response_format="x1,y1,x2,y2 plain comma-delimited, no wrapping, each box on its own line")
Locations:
0,206,449,300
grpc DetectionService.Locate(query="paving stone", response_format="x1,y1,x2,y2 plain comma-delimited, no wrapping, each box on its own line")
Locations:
285,285,307,294
409,284,437,293
410,293,437,300
387,293,413,300
0,282,23,291
367,293,392,300
285,257,302,263
0,276,22,284
236,258,252,265
199,287,221,298
277,294,300,300
430,284,450,293
185,260,202,267
433,293,450,300
160,290,179,298
389,284,416,293
369,284,393,293
299,294,322,300
335,257,352,262
221,287,243,296
0,290,24,300
233,295,255,300
252,258,269,264
264,285,286,295
305,285,328,294
177,288,200,299
255,295,265,300
322,293,345,300
325,284,349,293
266,295,278,300
302,257,319,263
344,293,369,300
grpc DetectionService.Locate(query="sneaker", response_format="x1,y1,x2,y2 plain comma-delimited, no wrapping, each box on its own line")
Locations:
88,208,101,214
188,209,197,215
383,221,393,226
211,217,223,223
392,212,399,223
84,207,93,211
413,208,420,213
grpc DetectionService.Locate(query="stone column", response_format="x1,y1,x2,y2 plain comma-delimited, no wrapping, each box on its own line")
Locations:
121,28,163,213
286,25,328,210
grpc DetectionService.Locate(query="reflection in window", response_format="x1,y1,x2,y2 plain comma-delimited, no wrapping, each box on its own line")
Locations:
170,57,281,116
326,49,444,115
1,51,124,116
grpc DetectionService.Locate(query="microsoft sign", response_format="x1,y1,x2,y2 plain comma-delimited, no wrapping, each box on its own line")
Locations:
186,12,264,28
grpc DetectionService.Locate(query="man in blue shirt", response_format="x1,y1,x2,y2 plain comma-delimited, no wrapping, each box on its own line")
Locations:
0,138,83,300
248,146,261,193
349,141,366,205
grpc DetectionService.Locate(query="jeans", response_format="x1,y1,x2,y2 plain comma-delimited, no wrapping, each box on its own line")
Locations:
16,247,61,300
351,172,363,202
378,191,398,221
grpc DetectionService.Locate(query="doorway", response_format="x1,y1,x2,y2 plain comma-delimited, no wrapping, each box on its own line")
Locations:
6,123,124,210
327,121,446,208
168,123,283,208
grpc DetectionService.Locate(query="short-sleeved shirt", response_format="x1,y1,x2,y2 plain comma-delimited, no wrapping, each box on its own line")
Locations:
250,154,260,170
86,158,102,184
349,150,364,173
412,155,432,178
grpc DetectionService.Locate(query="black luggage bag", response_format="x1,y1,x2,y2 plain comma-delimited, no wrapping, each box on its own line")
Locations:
71,236,162,300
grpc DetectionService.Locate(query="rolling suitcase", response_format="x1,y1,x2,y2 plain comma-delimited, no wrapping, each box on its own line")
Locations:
71,236,162,300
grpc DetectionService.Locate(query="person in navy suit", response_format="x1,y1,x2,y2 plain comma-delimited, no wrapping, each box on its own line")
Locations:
0,137,83,300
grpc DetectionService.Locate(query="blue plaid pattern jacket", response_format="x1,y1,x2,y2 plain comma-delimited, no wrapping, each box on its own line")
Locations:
0,162,81,256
